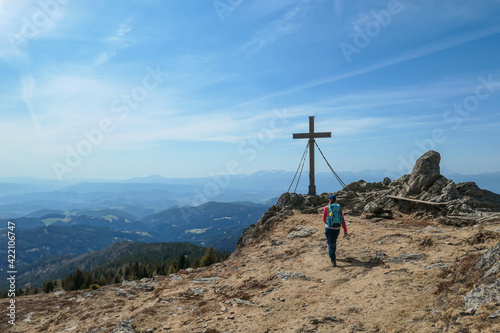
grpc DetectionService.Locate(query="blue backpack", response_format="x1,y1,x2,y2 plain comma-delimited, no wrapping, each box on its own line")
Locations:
327,204,342,227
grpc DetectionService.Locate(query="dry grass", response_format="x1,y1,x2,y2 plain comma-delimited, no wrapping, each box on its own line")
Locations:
419,236,435,248
468,230,500,245
435,253,482,295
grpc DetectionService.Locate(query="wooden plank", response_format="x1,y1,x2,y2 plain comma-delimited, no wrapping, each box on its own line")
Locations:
312,132,332,138
387,195,449,206
292,133,310,139
293,132,331,139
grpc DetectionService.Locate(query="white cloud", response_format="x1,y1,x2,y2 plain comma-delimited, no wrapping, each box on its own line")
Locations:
243,0,322,52
92,21,133,66
93,51,117,66
106,22,132,46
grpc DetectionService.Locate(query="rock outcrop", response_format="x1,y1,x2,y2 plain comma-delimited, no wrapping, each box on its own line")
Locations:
405,150,443,194
237,192,329,248
237,150,500,250
339,150,499,223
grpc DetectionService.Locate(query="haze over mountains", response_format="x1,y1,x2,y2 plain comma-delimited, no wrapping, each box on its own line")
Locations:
1,169,498,218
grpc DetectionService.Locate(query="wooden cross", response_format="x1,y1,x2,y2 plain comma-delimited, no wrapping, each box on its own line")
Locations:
292,116,331,195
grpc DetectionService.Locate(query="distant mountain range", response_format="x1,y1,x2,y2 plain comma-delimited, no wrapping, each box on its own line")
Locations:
1,170,497,219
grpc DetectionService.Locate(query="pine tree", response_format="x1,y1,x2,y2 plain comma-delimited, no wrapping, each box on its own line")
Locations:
178,254,186,270
98,274,107,286
73,269,84,290
158,263,166,275
193,258,200,268
43,280,55,293
63,277,74,291
131,262,140,280
83,272,94,289
199,246,218,267
112,274,121,284
167,263,176,275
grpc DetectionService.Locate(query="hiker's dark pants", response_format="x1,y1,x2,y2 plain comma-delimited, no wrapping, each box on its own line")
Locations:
325,228,340,263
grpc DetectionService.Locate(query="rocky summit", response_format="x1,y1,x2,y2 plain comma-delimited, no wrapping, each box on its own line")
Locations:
3,150,500,333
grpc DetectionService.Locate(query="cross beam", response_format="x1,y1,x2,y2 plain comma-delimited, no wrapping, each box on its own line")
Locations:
293,116,331,195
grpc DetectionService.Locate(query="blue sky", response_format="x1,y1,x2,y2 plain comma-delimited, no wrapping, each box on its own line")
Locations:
1,0,499,182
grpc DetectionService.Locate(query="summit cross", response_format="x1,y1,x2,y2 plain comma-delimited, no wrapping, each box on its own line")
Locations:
292,116,331,195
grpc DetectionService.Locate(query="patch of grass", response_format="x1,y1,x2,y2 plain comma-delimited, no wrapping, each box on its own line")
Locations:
88,284,100,291
42,216,70,226
139,306,157,315
435,253,482,295
431,254,489,331
419,236,434,248
241,278,268,291
402,219,434,228
468,230,500,245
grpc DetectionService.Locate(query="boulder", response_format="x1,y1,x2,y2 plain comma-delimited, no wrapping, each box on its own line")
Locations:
370,251,388,265
234,298,258,307
192,277,221,284
270,239,284,246
236,224,256,250
464,278,500,311
170,275,183,281
112,320,135,333
111,287,136,299
363,202,384,217
419,177,460,202
484,262,500,280
384,253,427,264
276,270,307,281
287,226,318,239
457,182,485,198
476,242,500,271
362,201,393,220
425,262,451,270
277,192,303,209
304,195,327,207
134,282,155,292
189,288,207,295
344,179,388,193
122,280,137,287
457,182,500,210
405,150,442,194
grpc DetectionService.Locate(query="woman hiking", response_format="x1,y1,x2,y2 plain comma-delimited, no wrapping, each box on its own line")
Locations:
322,194,348,267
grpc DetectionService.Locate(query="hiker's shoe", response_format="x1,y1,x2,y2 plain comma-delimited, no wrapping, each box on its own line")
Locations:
332,260,337,267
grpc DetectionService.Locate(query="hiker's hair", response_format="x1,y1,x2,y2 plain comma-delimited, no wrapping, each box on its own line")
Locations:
329,194,336,203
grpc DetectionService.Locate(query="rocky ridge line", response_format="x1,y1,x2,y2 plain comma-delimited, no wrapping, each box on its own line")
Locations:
238,150,500,249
